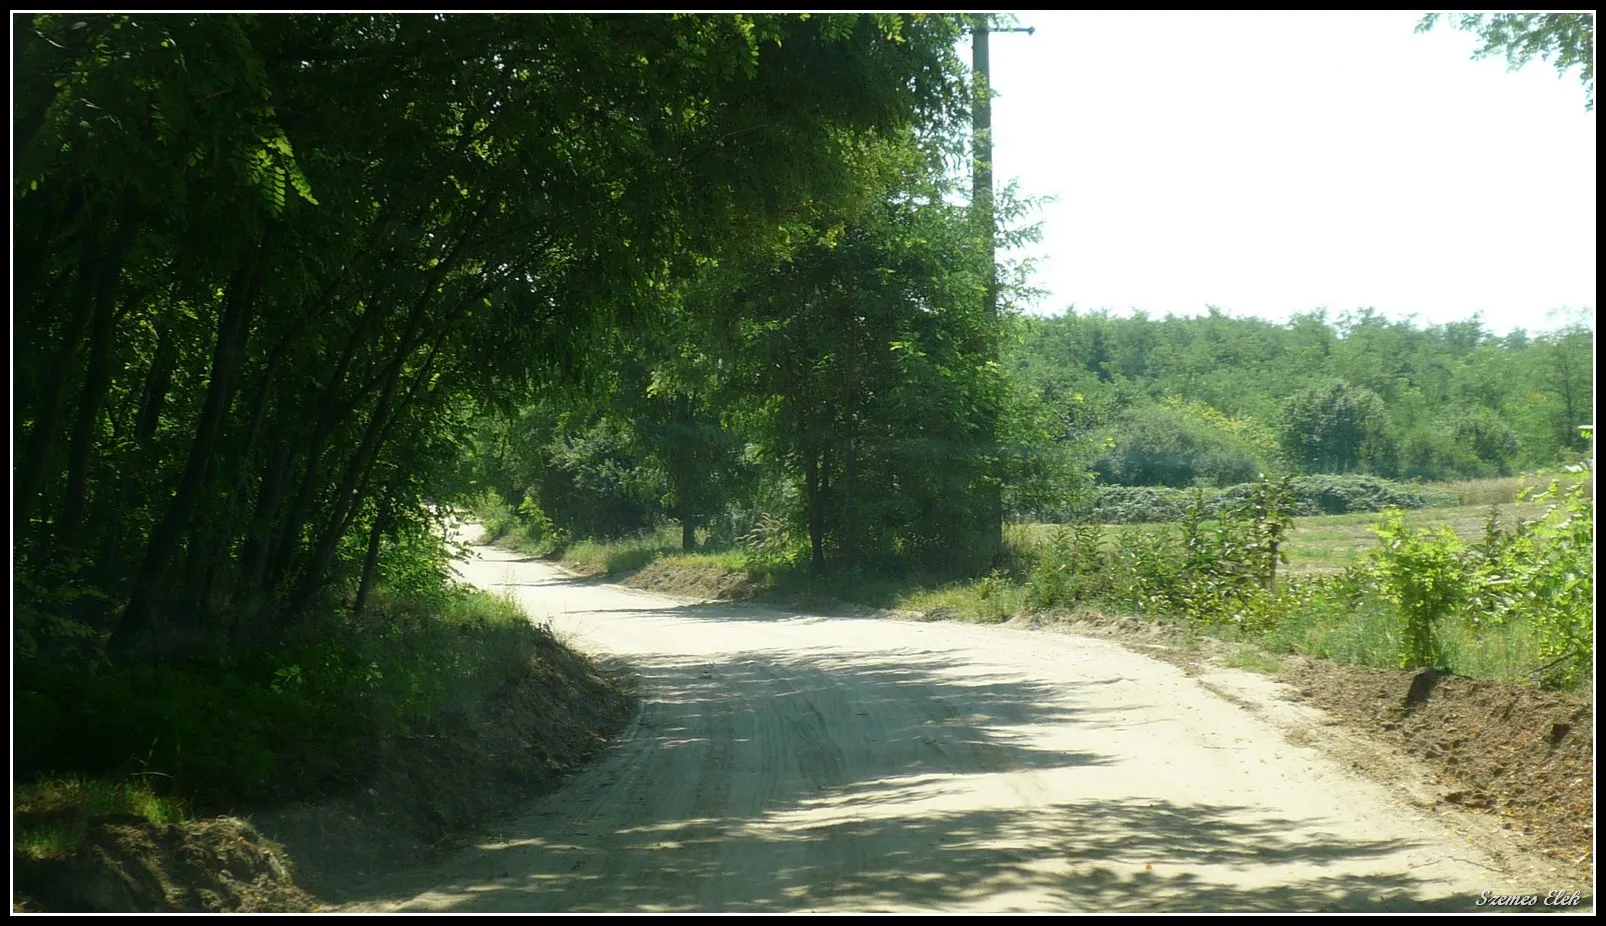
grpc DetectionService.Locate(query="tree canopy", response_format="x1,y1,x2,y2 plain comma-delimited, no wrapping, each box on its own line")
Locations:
13,13,976,659
1418,12,1596,110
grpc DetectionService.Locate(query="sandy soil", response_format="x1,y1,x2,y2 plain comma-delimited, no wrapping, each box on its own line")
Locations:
347,534,1586,913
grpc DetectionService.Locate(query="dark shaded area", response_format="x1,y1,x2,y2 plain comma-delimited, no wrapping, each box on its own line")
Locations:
1404,667,1449,709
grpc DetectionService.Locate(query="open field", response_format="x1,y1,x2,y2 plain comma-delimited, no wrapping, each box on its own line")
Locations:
1022,491,1585,578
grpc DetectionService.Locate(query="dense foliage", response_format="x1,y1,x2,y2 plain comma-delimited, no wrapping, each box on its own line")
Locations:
15,12,974,663
13,12,988,800
459,122,1085,576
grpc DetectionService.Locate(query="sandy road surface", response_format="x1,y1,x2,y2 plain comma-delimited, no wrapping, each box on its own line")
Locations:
352,536,1550,913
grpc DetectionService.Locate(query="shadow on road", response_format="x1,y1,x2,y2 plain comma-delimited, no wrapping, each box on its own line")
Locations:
330,637,1510,913
391,793,1482,913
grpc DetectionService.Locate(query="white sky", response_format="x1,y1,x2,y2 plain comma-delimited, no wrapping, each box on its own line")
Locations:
974,10,1596,335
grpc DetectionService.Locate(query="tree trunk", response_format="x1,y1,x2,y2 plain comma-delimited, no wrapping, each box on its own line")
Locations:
60,209,143,547
288,331,449,618
840,309,859,564
111,231,269,659
264,206,489,597
15,211,110,535
240,442,294,597
805,446,830,576
134,304,180,442
351,502,390,620
260,297,392,595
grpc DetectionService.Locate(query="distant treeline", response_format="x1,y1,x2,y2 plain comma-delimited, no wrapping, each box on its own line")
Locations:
1008,307,1593,487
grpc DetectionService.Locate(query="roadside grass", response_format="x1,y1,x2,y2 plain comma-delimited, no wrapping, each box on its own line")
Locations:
558,526,684,575
15,778,189,860
1256,592,1407,670
897,577,1028,624
14,582,551,863
1221,646,1283,675
469,476,1585,690
1255,588,1546,681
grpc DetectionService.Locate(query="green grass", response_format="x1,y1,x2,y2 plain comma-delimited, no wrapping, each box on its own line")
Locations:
1278,501,1560,576
1254,586,1547,681
555,526,682,575
15,777,189,860
897,576,1027,624
1257,592,1407,669
660,548,749,573
1221,646,1283,675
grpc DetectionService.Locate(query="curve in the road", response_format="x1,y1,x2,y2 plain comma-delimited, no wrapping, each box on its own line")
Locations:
351,538,1538,913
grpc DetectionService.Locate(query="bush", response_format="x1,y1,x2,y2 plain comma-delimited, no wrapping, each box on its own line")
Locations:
1024,523,1107,609
1279,474,1432,515
1461,476,1594,687
1352,470,1593,686
465,487,516,542
1082,485,1195,523
1094,403,1269,488
1369,511,1465,670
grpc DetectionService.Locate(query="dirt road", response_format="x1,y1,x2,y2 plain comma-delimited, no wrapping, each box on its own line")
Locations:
351,536,1555,913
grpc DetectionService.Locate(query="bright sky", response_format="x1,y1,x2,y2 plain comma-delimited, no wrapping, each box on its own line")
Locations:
975,10,1596,336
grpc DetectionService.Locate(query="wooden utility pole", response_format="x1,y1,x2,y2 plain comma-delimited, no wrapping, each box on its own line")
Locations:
971,14,1033,562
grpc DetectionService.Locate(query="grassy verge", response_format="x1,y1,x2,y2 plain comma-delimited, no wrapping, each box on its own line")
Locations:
14,582,552,862
1251,584,1547,681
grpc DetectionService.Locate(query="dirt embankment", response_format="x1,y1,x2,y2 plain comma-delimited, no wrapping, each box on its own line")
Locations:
1009,608,1595,888
13,622,637,913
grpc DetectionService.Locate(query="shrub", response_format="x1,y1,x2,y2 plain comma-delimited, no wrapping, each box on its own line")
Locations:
1369,511,1466,670
1461,476,1594,687
1025,522,1107,610
1094,402,1268,488
1282,474,1432,515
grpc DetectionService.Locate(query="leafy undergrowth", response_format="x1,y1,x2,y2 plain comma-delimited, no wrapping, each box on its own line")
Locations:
12,589,637,912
